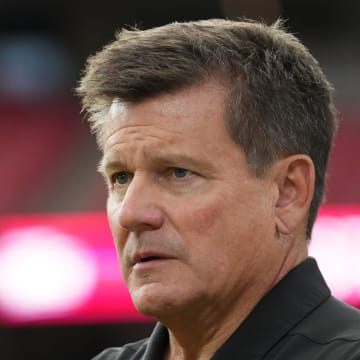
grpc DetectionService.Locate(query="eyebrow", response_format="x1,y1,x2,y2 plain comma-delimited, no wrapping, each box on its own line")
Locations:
98,153,209,176
98,159,124,176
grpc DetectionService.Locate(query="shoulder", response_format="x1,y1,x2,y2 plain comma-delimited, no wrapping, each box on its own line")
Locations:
292,296,360,341
287,296,360,359
266,296,360,359
91,338,148,360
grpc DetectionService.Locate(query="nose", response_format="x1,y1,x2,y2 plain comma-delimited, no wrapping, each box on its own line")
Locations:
117,173,164,232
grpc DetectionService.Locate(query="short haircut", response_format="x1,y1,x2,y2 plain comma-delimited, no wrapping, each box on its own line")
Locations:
77,18,337,239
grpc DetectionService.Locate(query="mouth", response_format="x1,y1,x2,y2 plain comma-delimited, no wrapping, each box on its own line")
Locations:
139,256,163,263
131,252,175,266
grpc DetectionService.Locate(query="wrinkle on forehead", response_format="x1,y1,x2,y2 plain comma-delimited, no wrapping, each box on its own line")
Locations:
101,123,187,175
104,123,180,153
104,101,188,148
104,81,226,135
102,81,230,169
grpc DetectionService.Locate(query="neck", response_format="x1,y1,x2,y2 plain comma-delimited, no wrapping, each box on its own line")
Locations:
162,249,308,360
161,270,280,360
164,298,254,360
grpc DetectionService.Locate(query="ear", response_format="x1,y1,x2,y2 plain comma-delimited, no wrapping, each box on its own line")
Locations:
273,155,315,236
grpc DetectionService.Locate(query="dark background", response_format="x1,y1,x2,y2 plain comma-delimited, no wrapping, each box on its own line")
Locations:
1,0,359,359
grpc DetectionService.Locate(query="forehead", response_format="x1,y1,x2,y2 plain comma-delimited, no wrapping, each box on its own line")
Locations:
103,81,227,141
99,81,243,175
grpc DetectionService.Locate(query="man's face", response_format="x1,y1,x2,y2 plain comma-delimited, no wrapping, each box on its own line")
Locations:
102,82,286,319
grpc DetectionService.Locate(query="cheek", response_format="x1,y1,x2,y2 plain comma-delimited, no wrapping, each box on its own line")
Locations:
178,196,248,287
184,197,225,236
180,192,268,258
175,195,243,271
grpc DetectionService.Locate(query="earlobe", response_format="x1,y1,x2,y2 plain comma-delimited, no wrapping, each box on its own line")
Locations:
274,155,315,236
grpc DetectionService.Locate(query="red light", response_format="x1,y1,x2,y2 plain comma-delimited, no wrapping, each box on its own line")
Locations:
0,207,359,326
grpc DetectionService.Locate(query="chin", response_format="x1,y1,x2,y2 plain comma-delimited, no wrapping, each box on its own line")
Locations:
131,283,185,318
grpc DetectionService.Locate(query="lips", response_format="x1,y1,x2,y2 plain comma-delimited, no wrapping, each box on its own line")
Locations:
131,251,175,266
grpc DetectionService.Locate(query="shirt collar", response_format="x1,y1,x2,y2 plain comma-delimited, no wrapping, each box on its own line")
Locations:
212,257,330,359
142,322,168,360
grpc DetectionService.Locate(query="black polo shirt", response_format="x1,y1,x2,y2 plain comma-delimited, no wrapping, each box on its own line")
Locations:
93,258,360,359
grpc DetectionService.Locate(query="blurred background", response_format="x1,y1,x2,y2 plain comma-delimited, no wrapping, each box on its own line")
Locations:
0,0,359,359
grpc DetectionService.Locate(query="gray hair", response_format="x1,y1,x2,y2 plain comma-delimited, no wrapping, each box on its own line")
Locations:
77,18,337,239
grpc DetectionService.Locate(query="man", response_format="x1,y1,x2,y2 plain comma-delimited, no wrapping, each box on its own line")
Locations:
78,19,360,359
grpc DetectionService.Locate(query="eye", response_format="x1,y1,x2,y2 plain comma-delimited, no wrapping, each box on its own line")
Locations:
113,171,132,185
172,167,193,179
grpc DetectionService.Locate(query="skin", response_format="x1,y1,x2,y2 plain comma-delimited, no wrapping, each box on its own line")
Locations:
100,81,314,360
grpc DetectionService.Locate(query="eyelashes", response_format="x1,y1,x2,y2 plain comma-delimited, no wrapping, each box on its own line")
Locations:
110,167,195,188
